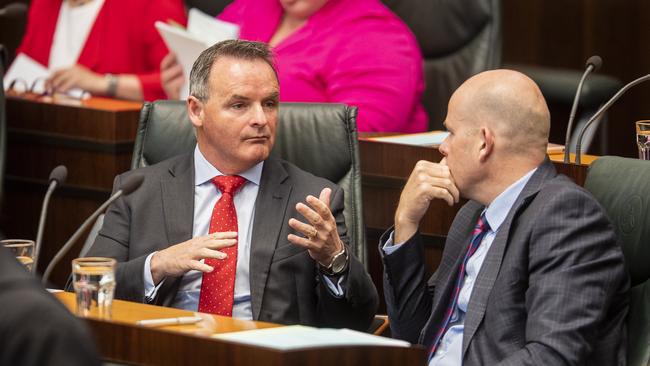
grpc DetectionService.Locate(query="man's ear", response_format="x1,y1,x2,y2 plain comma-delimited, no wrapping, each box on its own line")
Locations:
478,127,494,162
187,96,204,128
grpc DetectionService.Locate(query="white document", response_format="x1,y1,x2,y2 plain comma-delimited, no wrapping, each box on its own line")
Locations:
368,131,450,146
4,53,87,99
155,8,239,99
212,325,411,350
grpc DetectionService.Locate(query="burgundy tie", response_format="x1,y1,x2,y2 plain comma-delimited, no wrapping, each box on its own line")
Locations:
198,175,246,316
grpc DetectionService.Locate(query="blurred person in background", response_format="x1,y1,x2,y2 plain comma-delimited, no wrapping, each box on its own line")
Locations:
162,0,428,132
14,0,186,100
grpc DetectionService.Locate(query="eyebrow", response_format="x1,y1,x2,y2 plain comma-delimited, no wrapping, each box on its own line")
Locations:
226,91,280,102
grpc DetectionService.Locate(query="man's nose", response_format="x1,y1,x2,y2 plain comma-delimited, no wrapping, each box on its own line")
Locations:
249,104,268,126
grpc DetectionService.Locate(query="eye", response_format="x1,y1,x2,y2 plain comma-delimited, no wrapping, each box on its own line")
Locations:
231,103,245,110
264,100,278,108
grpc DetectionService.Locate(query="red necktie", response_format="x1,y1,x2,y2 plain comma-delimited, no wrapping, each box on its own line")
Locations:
198,175,246,316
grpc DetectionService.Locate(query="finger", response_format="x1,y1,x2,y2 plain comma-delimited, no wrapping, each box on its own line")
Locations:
288,218,316,238
203,238,237,250
429,185,455,206
199,248,228,260
295,202,323,227
427,176,460,203
208,231,238,240
305,194,333,222
287,233,315,250
58,76,79,93
160,52,177,69
440,157,447,165
161,64,183,83
188,259,213,273
318,188,331,208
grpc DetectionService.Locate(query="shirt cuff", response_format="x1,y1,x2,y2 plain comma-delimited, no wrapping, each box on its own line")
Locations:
382,230,406,255
322,274,346,298
143,252,165,302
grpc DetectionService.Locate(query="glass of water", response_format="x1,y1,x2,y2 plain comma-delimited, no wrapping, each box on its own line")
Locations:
72,257,116,319
2,239,35,272
636,120,650,160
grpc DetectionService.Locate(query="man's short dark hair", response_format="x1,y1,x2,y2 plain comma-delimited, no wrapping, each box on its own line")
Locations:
189,40,278,101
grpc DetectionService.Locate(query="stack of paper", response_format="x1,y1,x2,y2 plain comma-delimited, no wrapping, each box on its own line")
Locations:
155,8,240,99
212,325,410,350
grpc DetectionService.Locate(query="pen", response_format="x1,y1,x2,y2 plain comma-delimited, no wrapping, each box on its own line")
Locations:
136,316,203,327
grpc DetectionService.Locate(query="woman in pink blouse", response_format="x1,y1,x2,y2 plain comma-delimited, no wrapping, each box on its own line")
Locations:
162,0,428,132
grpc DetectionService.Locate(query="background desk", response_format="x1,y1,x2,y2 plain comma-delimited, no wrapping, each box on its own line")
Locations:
54,292,426,366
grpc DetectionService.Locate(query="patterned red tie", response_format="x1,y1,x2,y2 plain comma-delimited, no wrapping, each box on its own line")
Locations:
198,175,246,316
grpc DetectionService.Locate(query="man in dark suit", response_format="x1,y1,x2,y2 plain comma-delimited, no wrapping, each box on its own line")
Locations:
381,70,628,365
87,40,377,330
0,246,100,365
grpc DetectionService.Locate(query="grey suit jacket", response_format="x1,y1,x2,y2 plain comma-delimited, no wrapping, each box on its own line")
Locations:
381,159,629,365
87,153,378,331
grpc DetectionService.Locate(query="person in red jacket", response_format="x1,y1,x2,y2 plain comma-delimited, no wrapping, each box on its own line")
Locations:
15,0,186,101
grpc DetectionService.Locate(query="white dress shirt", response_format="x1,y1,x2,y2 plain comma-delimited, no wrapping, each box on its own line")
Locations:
49,0,105,70
383,168,536,366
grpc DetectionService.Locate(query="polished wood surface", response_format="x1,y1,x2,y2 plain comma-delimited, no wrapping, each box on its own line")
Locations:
3,96,142,287
54,292,426,366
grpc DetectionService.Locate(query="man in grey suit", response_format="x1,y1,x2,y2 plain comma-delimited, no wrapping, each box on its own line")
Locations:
381,70,628,365
87,40,377,331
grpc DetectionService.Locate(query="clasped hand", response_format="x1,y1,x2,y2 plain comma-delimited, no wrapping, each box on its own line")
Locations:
394,158,460,243
287,188,344,266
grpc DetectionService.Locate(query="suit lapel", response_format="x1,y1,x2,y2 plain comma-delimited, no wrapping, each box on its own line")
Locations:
461,158,557,356
249,158,291,320
420,201,483,345
155,154,195,305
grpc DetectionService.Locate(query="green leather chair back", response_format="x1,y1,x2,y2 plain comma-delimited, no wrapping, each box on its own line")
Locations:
584,156,650,366
132,100,367,267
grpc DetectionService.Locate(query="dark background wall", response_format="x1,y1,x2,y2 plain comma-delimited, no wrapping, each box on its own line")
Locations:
502,0,650,158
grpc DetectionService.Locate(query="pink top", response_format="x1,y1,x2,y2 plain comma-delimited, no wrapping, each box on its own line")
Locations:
218,0,428,132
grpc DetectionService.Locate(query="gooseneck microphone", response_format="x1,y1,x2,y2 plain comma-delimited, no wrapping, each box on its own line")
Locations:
574,73,650,164
34,165,68,274
41,174,144,285
564,55,602,163
0,3,28,17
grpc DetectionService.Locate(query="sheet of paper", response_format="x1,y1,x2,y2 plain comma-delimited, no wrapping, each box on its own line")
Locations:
155,21,209,99
368,131,450,146
213,325,410,350
4,53,87,99
187,8,239,46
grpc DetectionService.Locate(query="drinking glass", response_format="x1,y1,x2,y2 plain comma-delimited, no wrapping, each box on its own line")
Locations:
2,239,35,272
636,120,650,160
72,257,116,319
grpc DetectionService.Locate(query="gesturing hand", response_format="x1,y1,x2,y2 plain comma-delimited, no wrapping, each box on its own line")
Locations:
287,188,344,266
149,231,237,285
394,158,460,243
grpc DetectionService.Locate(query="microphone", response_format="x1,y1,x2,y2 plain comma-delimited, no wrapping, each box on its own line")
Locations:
574,73,650,164
0,3,28,17
563,55,602,163
33,165,68,274
41,174,144,285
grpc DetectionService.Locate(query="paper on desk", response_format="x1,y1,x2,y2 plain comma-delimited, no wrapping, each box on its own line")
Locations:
213,325,410,350
156,8,239,99
368,131,449,146
3,53,86,99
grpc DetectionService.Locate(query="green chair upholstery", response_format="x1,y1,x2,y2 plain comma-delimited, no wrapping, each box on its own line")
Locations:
584,156,650,366
132,100,367,267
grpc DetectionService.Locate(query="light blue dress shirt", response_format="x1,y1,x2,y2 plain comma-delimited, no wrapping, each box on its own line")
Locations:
383,168,536,365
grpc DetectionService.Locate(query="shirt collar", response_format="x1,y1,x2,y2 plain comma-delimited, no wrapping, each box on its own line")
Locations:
483,167,537,232
193,145,264,187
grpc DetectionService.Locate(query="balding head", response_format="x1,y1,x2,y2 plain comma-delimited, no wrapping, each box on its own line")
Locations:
452,70,550,157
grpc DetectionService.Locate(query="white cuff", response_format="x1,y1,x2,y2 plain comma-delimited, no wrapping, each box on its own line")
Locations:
382,230,406,255
322,274,346,298
143,252,165,302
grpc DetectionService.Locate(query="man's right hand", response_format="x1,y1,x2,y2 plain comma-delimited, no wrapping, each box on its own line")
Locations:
149,231,237,285
160,52,184,99
394,159,460,243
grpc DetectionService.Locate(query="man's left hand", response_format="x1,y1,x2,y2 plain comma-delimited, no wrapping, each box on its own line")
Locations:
288,187,344,266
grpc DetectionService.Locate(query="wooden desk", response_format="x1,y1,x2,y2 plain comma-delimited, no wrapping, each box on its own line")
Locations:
4,96,142,286
54,292,426,366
